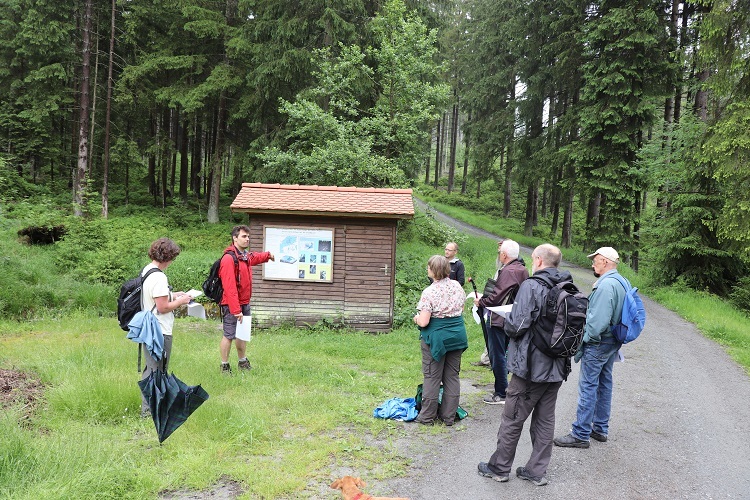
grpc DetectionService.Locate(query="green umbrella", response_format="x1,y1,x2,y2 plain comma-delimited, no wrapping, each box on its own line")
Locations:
138,370,209,443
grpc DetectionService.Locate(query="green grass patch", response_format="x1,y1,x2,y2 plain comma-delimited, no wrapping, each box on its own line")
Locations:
651,287,750,373
0,314,493,499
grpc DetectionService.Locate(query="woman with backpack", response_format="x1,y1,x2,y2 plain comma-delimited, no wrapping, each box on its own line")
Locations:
412,255,468,426
139,237,193,417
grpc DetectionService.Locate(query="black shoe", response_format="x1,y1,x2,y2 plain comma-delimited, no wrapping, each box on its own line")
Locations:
238,359,252,371
221,362,232,374
477,462,509,483
553,433,590,448
516,467,548,486
591,430,608,442
483,393,506,405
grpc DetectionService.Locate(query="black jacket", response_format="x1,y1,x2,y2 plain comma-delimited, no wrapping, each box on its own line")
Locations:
504,267,572,383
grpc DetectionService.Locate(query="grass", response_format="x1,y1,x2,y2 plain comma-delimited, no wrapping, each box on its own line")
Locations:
0,311,494,498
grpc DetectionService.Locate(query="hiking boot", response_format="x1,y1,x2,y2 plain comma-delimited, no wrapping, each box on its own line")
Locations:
471,361,491,367
516,467,548,486
477,462,509,483
221,362,232,374
483,393,506,405
553,433,590,448
591,430,608,442
238,359,252,371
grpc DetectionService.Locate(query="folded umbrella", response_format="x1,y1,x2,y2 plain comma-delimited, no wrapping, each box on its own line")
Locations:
138,370,209,443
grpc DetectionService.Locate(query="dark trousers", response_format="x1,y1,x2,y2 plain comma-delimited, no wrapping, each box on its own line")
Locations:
416,340,462,425
488,374,562,478
487,325,508,397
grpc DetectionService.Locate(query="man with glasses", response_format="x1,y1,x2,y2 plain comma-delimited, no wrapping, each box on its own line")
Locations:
554,247,625,448
443,242,465,286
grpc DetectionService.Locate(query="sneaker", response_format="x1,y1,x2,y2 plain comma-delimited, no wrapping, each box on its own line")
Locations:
471,361,491,367
591,430,608,442
237,359,252,371
221,362,232,374
477,462,509,483
483,393,506,405
516,467,548,486
553,433,590,448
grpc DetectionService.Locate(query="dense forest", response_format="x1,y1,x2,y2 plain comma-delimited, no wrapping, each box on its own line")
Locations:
0,0,748,306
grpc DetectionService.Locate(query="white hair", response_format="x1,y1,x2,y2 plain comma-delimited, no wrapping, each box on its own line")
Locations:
500,240,520,259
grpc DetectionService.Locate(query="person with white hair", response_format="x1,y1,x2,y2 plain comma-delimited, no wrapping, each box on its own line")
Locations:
473,239,528,404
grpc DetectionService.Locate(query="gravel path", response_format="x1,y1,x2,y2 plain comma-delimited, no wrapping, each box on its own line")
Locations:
384,200,750,499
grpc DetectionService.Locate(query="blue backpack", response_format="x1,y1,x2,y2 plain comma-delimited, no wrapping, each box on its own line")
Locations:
609,274,646,344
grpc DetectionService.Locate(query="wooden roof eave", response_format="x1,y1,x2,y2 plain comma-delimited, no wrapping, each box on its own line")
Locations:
230,208,414,219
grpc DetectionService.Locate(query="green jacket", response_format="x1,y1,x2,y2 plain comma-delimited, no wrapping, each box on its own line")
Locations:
419,315,468,362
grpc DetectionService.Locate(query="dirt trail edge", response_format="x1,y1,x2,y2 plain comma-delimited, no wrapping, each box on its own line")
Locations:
383,199,750,500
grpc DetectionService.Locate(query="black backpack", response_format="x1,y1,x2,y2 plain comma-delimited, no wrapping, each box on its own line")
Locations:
529,275,588,359
117,267,163,331
202,251,239,303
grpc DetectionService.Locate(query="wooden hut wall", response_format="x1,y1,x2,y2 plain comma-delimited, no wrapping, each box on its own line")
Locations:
248,215,397,332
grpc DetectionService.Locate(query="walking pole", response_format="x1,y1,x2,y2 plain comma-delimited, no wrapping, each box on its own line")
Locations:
468,277,490,353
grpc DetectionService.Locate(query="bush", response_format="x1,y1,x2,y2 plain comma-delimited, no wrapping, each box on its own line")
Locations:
397,211,466,248
730,276,750,316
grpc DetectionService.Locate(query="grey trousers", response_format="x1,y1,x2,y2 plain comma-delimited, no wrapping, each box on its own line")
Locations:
140,335,173,412
488,374,562,478
416,339,462,425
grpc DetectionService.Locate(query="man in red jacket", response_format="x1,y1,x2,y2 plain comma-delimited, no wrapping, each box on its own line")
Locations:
219,225,274,373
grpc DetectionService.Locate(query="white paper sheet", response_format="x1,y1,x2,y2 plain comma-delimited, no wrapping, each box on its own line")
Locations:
235,315,252,341
485,304,513,317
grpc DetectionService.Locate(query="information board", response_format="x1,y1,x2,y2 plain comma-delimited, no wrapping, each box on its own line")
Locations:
262,227,334,282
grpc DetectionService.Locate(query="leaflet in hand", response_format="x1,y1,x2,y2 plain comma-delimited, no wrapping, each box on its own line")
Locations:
186,289,203,299
485,304,513,317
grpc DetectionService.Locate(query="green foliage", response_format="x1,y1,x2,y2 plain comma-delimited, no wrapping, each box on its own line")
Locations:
640,113,748,295
730,276,750,316
260,0,448,187
701,101,750,256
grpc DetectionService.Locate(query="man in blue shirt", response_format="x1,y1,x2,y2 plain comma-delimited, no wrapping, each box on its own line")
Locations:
554,246,626,448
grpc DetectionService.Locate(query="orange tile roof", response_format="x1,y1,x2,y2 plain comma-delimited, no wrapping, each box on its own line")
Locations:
230,183,414,218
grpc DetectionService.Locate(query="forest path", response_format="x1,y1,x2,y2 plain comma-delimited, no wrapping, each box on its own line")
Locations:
383,199,750,499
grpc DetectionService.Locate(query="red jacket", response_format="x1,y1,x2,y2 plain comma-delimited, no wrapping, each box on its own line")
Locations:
218,244,272,315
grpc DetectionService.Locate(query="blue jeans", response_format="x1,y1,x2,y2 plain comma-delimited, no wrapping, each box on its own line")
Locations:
571,336,621,440
487,325,508,397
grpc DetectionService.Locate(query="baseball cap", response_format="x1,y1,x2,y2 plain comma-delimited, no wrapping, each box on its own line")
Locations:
587,246,619,263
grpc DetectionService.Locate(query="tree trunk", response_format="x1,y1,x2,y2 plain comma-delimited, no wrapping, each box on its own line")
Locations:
180,118,189,200
524,183,535,237
208,93,227,223
102,0,115,218
561,163,575,248
191,119,203,197
424,127,432,185
73,0,93,217
503,145,512,217
447,98,459,193
433,118,440,189
88,29,99,173
461,111,471,195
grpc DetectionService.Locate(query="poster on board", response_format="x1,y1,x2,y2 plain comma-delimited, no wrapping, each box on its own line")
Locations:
263,227,334,282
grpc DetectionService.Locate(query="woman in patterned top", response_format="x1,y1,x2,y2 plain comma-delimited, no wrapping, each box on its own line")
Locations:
413,255,469,425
